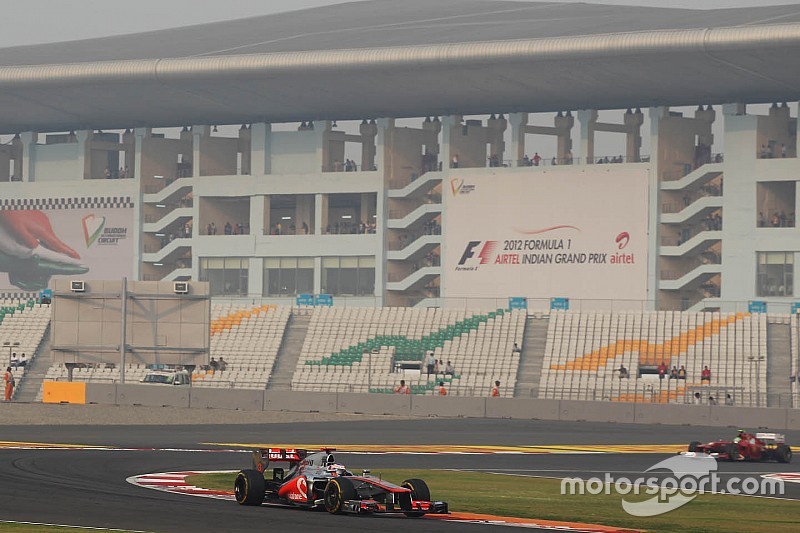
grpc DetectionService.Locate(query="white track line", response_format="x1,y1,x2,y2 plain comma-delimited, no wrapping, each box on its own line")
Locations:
0,520,149,532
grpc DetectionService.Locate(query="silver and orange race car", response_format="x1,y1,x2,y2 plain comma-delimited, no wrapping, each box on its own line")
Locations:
234,447,449,517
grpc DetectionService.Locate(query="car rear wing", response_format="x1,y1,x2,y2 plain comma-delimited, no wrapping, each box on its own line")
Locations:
252,447,337,472
756,433,786,443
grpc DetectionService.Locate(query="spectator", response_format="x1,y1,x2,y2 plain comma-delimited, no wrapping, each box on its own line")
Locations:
701,366,711,383
618,364,629,379
708,395,717,406
451,154,459,168
491,380,500,397
425,351,435,375
218,357,228,372
445,360,455,375
224,222,233,235
438,381,447,396
209,357,219,371
657,361,667,380
693,392,702,405
4,367,14,401
678,366,687,379
725,394,734,406
394,379,410,395
435,359,443,374
512,342,521,353
532,152,541,166
670,366,679,379
104,167,111,179
302,221,309,235
10,353,18,369
19,353,26,368
522,154,531,166
781,143,787,158
210,222,217,235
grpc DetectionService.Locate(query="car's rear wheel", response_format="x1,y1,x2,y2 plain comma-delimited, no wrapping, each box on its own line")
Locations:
401,478,431,517
776,445,792,464
688,441,701,452
323,477,357,514
235,469,265,506
725,443,739,461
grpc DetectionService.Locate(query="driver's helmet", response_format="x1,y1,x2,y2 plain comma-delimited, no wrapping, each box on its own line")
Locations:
326,463,347,477
734,429,745,443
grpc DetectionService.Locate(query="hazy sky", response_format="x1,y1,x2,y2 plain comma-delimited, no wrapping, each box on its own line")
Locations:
2,0,797,48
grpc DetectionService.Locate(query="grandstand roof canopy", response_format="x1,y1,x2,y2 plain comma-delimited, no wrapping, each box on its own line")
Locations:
1,0,800,133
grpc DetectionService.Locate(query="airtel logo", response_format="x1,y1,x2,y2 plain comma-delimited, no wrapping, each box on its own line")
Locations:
615,232,630,250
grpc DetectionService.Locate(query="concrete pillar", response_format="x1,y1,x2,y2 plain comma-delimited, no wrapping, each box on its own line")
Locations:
486,114,507,164
313,256,323,294
133,128,147,180
296,196,314,234
73,130,90,179
375,117,393,183
250,196,265,237
238,125,251,175
554,112,574,162
317,120,332,174
249,122,271,176
440,116,459,170
11,135,22,180
359,120,378,171
20,132,37,182
315,193,328,235
623,109,645,162
122,129,135,177
192,125,209,177
576,110,596,164
248,257,263,297
508,113,528,166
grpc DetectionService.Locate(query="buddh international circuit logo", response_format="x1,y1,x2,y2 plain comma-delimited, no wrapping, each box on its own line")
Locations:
450,178,475,196
82,214,106,247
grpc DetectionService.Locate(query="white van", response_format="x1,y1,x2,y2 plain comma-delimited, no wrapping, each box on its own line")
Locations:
141,370,191,386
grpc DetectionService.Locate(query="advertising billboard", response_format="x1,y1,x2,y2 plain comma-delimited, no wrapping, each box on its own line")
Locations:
0,197,134,292
443,168,650,301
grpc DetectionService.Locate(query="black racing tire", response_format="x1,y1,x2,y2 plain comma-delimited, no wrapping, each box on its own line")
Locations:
323,477,357,514
235,469,265,506
776,445,792,464
688,441,701,453
725,443,739,462
401,478,431,517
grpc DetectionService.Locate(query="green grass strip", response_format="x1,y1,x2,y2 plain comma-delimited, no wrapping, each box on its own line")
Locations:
187,469,800,533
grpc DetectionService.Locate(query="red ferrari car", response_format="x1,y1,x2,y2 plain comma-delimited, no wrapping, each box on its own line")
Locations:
686,430,792,463
234,447,449,516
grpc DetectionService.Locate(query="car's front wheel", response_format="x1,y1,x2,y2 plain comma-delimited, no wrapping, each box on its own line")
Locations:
725,443,740,461
235,469,265,506
323,477,357,514
401,478,431,517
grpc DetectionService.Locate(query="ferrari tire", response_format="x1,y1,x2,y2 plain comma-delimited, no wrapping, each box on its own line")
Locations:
401,478,431,518
776,445,792,464
725,443,739,462
235,469,265,506
688,441,701,453
323,477,357,514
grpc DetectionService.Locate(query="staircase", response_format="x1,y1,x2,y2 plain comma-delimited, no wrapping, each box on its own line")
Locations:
513,317,549,398
267,313,311,391
766,321,792,408
14,327,52,403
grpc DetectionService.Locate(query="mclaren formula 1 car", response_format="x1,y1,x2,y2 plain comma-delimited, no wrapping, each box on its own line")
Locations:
234,447,449,517
683,430,792,463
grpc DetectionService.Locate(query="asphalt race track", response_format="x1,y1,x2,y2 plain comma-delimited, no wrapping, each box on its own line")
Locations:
1,418,799,532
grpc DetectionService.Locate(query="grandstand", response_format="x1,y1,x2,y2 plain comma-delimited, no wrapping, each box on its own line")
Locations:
0,299,50,399
291,307,524,397
540,311,767,406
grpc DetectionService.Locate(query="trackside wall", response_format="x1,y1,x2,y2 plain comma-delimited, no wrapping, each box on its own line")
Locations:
82,384,800,430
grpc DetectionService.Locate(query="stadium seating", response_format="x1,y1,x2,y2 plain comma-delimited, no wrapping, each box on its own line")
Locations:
290,307,525,397
539,310,767,406
0,299,50,399
43,303,290,391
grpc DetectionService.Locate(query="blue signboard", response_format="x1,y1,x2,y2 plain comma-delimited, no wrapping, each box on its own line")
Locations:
792,302,800,314
508,297,528,310
314,294,333,307
39,289,53,301
748,301,767,314
550,297,570,311
296,294,315,306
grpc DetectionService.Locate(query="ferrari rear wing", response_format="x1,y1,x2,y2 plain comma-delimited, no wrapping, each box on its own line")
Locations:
756,433,786,443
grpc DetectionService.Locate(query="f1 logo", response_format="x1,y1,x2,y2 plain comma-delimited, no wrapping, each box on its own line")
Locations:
458,241,497,265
